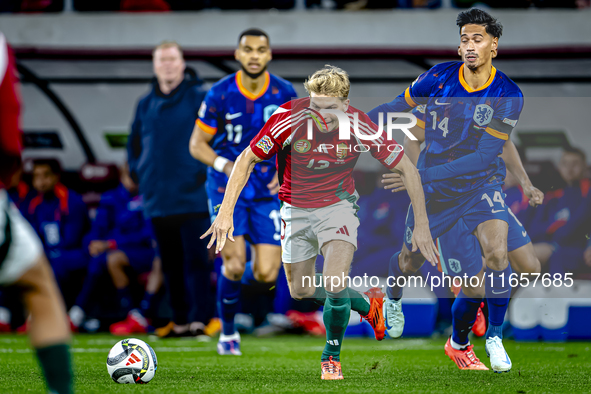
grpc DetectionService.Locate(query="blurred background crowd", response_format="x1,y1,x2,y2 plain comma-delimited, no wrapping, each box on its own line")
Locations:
0,0,590,12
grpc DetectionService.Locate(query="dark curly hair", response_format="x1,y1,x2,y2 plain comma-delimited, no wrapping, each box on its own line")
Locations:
456,8,503,39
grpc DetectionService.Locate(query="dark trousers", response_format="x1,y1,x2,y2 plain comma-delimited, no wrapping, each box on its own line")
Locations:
151,213,212,325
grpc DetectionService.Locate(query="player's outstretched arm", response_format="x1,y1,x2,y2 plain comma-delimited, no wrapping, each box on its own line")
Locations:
392,154,439,265
382,125,424,192
200,146,262,253
419,132,505,184
189,124,233,176
502,139,543,206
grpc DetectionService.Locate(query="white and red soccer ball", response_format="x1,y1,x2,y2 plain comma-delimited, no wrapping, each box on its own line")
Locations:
106,338,158,384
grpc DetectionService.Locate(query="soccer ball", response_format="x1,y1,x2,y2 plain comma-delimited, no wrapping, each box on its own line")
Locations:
106,338,158,384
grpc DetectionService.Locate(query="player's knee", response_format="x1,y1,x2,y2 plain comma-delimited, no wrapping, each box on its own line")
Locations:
529,257,542,274
484,247,507,271
462,284,484,299
254,266,278,283
289,286,315,300
483,244,508,271
400,252,421,275
107,251,128,270
223,259,245,281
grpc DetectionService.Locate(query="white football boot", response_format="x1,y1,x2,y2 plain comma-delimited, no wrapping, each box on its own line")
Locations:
485,336,512,373
383,298,405,338
217,332,242,356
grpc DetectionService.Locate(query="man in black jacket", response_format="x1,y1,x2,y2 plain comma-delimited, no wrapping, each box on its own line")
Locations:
127,41,212,337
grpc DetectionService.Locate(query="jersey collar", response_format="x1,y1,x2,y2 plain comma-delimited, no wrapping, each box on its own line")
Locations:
236,70,270,101
459,64,497,93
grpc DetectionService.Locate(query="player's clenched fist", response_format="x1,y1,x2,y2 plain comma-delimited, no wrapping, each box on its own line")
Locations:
201,212,235,253
522,184,544,207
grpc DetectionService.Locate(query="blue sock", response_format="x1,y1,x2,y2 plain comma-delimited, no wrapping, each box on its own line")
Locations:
240,261,256,286
485,264,512,339
387,251,404,300
451,291,482,346
139,292,156,318
117,287,133,314
218,273,241,336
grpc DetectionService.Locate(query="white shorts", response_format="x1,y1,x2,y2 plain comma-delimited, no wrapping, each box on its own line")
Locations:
0,189,43,286
280,192,360,264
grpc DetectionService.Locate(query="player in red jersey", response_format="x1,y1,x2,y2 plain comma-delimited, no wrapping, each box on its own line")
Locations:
202,65,438,380
0,32,73,394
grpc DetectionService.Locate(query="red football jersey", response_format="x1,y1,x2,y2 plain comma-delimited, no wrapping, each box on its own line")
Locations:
250,97,404,208
0,33,23,190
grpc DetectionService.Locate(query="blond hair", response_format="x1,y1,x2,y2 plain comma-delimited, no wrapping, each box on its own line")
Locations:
304,65,350,99
152,40,184,59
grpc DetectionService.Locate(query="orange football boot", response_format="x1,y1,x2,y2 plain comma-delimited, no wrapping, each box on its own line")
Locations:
471,303,486,337
444,337,489,370
321,356,343,380
360,287,386,341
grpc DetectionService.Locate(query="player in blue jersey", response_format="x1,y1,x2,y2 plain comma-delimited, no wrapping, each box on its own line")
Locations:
368,8,542,372
189,28,297,355
383,110,544,345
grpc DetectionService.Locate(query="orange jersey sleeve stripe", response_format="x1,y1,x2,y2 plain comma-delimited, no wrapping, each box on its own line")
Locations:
197,119,217,135
484,126,508,140
404,87,418,108
416,118,425,129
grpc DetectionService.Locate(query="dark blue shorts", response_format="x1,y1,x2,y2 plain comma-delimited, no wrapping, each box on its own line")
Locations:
404,186,511,278
206,180,281,246
506,206,531,252
431,203,532,278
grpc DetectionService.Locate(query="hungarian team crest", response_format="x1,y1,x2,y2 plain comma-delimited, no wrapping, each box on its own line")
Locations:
294,139,311,153
336,143,348,159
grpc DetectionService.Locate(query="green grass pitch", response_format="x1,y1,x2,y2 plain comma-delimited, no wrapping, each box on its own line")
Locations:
0,334,590,393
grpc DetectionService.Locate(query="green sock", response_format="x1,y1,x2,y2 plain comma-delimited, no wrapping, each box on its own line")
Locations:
312,273,326,306
36,344,73,394
321,290,351,362
312,274,369,316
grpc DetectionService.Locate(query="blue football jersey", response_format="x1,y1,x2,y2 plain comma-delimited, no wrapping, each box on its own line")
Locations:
373,61,523,203
197,71,297,199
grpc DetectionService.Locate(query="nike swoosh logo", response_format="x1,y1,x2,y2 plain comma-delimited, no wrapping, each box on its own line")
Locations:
225,112,242,120
384,308,392,329
491,289,509,295
222,298,239,304
491,209,505,214
435,99,451,106
522,231,527,237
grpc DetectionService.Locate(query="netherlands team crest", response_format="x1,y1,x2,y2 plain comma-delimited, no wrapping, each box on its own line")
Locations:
294,139,311,153
405,227,413,244
448,258,462,274
473,104,494,126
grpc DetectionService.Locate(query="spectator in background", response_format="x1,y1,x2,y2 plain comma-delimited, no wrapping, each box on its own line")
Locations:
503,169,532,224
530,148,591,275
27,159,89,305
127,41,212,338
68,163,157,334
6,164,33,214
